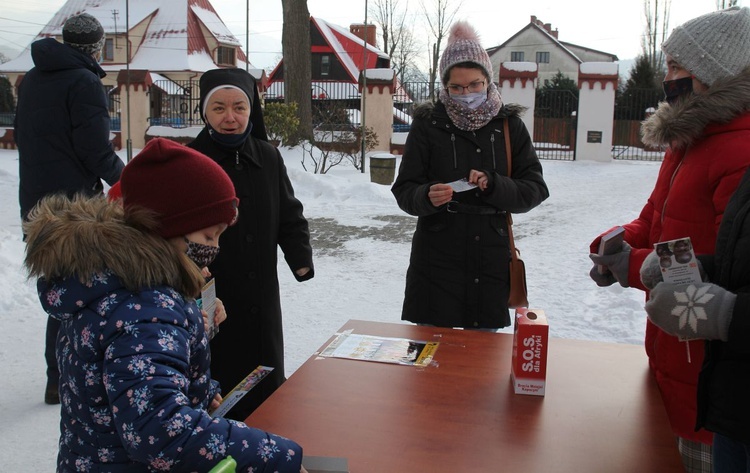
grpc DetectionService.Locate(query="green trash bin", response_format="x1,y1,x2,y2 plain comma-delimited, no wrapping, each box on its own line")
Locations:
369,153,396,185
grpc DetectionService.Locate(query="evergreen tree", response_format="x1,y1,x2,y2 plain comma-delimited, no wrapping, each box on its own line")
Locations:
615,55,662,120
535,71,578,118
0,76,15,122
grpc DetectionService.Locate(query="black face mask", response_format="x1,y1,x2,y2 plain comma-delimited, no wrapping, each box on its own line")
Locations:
662,76,694,105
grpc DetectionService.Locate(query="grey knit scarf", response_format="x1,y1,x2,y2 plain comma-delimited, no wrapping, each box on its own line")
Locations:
439,82,503,131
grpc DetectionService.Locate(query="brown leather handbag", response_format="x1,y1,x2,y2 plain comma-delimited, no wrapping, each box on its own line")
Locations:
503,119,529,308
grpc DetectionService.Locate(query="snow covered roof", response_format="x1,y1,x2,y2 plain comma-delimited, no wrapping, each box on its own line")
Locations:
268,17,390,84
0,0,252,73
315,17,388,82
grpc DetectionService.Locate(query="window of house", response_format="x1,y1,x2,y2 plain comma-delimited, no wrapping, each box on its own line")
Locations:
217,46,235,66
510,51,524,61
321,55,331,76
103,38,114,62
536,51,550,64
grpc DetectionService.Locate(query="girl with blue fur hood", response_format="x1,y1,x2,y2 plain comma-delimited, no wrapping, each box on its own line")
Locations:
23,138,306,472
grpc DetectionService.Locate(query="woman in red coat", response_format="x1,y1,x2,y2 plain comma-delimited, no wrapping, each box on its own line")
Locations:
589,7,750,472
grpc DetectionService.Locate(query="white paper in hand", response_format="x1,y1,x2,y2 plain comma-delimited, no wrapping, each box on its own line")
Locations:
447,178,478,193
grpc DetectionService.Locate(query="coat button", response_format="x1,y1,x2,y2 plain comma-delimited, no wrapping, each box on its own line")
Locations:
476,148,481,153
473,322,479,327
247,272,256,279
250,307,259,315
475,235,480,241
474,278,479,283
245,234,254,243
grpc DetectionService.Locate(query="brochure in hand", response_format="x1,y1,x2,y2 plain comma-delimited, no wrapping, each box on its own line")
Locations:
653,237,703,345
597,226,625,274
653,237,702,285
208,365,274,418
199,278,218,340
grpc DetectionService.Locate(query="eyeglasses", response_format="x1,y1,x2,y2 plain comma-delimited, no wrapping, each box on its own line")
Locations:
446,80,486,94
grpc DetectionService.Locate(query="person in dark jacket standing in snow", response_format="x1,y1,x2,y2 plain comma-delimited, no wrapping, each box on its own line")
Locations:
14,12,124,405
391,20,548,330
188,68,314,421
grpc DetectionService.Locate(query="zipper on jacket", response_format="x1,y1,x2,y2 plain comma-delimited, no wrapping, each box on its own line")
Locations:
660,158,684,225
451,133,457,169
490,133,497,170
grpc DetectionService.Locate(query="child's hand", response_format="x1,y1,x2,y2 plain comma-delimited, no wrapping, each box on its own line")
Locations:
210,393,222,411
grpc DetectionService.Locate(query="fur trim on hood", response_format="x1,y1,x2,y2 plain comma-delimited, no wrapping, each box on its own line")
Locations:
24,195,203,297
642,66,750,149
413,100,527,121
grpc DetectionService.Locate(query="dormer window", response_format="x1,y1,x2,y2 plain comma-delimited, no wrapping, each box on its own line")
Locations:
217,46,235,66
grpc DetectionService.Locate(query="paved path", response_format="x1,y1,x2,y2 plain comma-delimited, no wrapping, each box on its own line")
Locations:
307,215,416,256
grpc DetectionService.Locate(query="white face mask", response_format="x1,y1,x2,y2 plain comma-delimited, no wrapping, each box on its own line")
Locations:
449,91,487,109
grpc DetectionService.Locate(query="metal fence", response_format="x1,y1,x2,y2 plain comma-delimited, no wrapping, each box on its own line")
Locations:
150,79,203,127
133,79,666,162
612,88,664,161
533,89,578,161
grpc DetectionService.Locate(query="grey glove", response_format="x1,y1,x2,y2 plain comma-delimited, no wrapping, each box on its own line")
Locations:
589,241,631,288
645,282,736,341
640,250,707,290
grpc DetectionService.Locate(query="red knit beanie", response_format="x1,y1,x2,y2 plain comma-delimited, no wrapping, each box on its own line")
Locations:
120,138,238,238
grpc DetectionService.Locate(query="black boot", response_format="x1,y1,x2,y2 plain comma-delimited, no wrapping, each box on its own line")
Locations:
45,317,61,405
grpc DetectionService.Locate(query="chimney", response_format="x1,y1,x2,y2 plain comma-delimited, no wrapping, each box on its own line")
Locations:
350,24,377,47
530,15,537,24
544,23,552,33
552,29,558,39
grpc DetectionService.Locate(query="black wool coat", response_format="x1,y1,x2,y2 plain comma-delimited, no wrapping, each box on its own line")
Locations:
697,166,750,445
391,102,548,329
188,130,313,420
15,38,123,220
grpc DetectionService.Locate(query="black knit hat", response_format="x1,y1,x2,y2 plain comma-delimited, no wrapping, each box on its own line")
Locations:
199,68,268,141
63,13,105,57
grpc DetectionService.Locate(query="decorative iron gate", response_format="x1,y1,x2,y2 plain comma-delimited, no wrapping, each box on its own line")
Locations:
612,88,664,161
150,79,202,127
533,89,578,161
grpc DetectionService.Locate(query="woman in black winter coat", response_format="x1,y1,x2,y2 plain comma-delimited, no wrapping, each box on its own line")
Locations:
188,68,314,421
391,21,548,329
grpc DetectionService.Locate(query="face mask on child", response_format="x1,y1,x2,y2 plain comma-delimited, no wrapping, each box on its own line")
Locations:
185,238,220,268
449,91,487,109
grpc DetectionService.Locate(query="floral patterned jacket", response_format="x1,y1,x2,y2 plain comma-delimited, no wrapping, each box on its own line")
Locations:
24,195,303,472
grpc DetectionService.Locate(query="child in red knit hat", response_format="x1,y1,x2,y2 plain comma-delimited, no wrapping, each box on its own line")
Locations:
23,137,308,473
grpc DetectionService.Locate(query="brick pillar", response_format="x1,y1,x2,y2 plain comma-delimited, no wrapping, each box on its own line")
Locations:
117,70,153,152
576,63,618,162
498,62,538,135
358,69,395,154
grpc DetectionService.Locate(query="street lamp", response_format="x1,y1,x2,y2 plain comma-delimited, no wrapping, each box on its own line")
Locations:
360,0,368,173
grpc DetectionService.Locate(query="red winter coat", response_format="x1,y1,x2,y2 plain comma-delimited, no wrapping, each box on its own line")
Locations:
593,69,750,443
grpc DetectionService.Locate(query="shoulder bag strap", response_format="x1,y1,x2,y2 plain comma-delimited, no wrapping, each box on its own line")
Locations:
503,119,519,262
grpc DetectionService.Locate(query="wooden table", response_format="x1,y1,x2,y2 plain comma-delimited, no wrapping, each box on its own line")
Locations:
246,320,684,472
